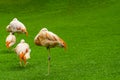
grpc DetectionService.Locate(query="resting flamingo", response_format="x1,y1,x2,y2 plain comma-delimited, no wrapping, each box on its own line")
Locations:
6,18,28,36
15,39,31,66
6,32,16,48
34,28,66,74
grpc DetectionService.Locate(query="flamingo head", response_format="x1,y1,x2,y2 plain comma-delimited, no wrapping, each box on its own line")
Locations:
21,28,28,36
60,40,67,51
63,41,67,50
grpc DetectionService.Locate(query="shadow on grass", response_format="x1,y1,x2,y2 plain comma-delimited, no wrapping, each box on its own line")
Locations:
8,62,51,77
0,49,15,54
9,63,33,71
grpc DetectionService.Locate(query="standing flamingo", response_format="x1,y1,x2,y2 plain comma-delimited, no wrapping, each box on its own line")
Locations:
6,32,16,48
34,28,66,75
6,18,28,36
15,39,31,66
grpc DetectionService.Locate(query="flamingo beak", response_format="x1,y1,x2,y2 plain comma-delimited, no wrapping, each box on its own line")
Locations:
22,29,28,36
63,41,67,51
6,41,10,48
25,31,28,36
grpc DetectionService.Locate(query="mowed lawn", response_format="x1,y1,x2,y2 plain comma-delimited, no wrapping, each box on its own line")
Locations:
0,0,120,80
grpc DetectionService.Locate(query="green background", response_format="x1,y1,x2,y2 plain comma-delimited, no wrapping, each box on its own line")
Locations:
0,0,120,80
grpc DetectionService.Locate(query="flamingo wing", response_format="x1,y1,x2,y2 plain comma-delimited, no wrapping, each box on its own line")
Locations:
43,31,59,41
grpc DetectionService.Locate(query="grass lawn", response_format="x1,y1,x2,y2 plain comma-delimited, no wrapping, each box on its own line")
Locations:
0,0,120,80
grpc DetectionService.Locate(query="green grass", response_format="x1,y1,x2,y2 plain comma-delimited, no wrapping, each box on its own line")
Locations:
0,0,120,80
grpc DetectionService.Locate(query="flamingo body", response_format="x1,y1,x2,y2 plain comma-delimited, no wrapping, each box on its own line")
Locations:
6,18,28,36
34,28,66,49
6,32,16,48
15,39,31,66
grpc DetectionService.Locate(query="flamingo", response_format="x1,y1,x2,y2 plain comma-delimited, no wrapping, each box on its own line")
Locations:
6,32,16,48
34,28,66,74
15,39,31,66
6,18,28,36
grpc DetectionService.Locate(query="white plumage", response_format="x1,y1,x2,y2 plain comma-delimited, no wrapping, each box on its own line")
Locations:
6,18,28,36
34,28,66,48
15,39,31,66
6,32,16,48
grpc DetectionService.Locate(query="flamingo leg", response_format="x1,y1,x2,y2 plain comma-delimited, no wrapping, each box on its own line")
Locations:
19,52,25,67
19,53,23,66
19,61,22,67
23,56,27,67
47,48,51,75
